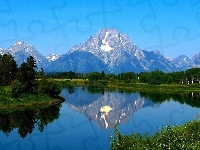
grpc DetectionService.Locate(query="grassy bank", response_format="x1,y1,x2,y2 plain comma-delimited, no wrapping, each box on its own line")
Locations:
108,82,200,93
110,120,200,149
0,86,64,109
53,79,200,93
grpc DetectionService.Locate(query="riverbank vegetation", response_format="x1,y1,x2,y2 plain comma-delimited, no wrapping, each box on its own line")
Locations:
110,120,200,149
47,68,200,85
0,54,63,108
0,86,62,108
47,70,200,93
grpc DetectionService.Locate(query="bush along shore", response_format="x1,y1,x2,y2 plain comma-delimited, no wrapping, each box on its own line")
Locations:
0,81,64,109
110,120,200,150
0,86,64,109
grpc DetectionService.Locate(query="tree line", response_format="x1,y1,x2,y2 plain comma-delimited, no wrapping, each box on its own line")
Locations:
47,71,137,82
0,54,61,97
139,69,200,84
47,68,200,85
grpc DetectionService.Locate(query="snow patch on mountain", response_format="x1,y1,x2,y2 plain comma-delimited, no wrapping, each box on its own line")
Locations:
46,54,61,61
134,49,145,60
100,31,113,52
165,56,173,61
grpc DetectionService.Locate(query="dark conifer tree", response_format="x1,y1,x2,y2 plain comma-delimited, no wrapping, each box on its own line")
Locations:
16,56,37,92
0,54,18,85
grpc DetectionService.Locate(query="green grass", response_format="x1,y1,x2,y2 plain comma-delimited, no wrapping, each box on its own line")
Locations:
110,120,200,150
53,78,87,86
55,78,200,93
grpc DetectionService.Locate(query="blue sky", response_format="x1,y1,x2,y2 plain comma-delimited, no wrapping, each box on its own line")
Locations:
0,0,200,58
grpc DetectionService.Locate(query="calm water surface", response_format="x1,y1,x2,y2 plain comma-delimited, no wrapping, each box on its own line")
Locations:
0,86,200,150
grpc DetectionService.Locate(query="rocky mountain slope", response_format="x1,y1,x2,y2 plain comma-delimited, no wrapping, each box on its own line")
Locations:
172,55,191,71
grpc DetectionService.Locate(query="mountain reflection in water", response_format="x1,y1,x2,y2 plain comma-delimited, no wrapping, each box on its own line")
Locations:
61,86,200,129
0,104,61,138
62,87,157,129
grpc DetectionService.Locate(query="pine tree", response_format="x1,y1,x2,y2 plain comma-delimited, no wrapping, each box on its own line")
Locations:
0,54,18,85
16,56,37,92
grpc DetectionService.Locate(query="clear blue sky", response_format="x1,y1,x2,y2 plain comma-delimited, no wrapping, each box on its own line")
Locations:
0,0,200,58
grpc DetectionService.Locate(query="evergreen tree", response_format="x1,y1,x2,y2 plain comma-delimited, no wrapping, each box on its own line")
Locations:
37,68,45,80
16,56,37,92
0,54,18,85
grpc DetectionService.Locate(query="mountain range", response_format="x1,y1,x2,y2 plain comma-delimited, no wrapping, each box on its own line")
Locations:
0,28,199,73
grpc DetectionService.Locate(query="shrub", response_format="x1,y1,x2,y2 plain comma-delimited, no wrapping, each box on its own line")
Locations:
98,80,108,85
37,79,62,97
110,120,200,150
11,79,24,97
124,79,132,83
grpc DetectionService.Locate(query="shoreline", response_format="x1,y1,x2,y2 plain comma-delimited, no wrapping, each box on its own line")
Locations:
56,79,200,93
0,85,64,110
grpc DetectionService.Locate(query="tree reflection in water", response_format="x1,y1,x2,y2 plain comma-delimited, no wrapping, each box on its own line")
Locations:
0,104,61,138
139,92,200,108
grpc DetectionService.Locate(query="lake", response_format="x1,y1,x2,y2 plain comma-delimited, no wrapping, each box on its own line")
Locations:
0,86,200,150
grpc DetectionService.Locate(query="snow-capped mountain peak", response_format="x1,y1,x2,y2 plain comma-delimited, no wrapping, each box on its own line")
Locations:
68,28,141,72
67,28,177,73
0,41,50,69
14,41,24,46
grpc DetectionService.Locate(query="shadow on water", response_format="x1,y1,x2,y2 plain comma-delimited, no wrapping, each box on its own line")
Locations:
0,104,61,138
